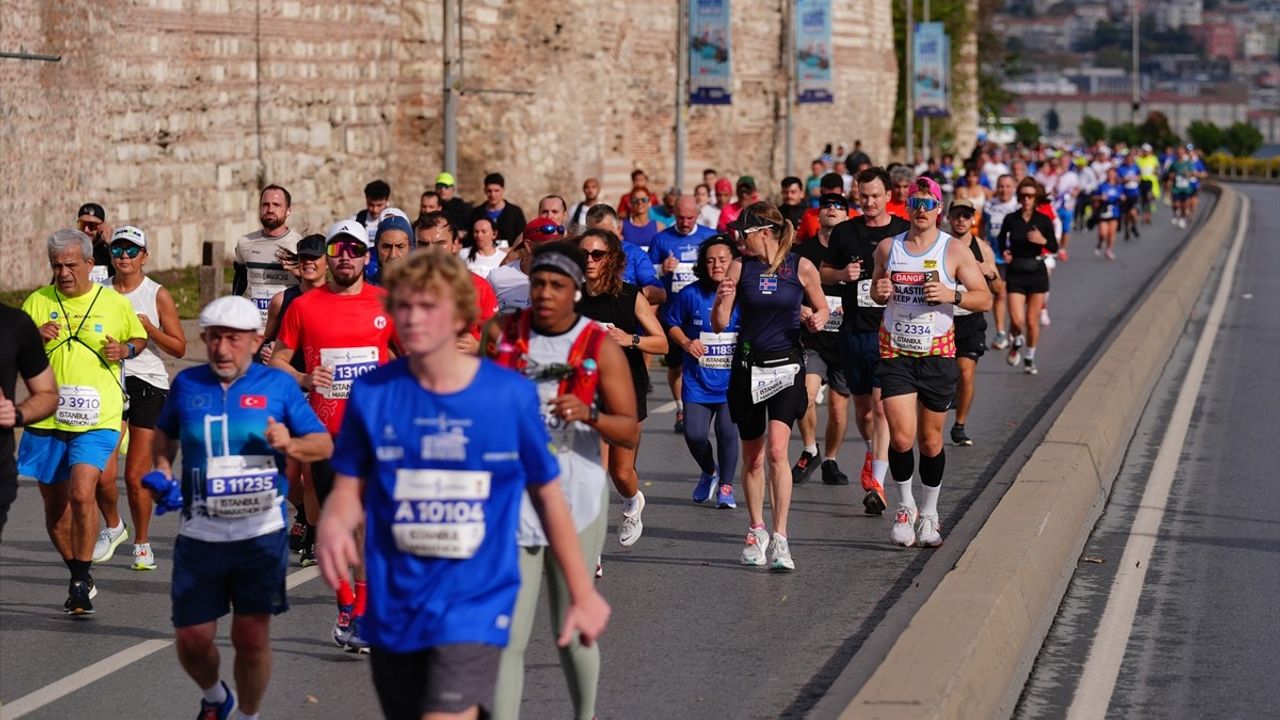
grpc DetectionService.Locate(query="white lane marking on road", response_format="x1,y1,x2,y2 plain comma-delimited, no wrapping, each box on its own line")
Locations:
651,400,678,415
1065,194,1252,720
0,565,322,719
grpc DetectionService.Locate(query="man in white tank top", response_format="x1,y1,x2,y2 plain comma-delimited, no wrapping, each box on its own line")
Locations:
869,177,991,549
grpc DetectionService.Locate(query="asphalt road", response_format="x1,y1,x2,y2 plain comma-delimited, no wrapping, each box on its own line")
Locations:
0,194,1218,720
1016,183,1280,720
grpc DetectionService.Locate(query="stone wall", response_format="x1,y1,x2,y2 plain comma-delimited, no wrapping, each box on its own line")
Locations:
1,0,896,292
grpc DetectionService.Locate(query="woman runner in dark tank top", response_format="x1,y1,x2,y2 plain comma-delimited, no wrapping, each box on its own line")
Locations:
576,229,668,549
711,202,829,572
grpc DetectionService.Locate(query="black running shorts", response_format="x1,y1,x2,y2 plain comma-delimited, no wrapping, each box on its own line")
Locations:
875,355,958,413
954,314,987,361
370,644,502,720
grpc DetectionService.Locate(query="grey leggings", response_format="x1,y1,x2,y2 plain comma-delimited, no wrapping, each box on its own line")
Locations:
492,488,609,720
682,401,740,482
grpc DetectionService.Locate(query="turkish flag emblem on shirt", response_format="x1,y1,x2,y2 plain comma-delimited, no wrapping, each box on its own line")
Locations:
240,395,267,409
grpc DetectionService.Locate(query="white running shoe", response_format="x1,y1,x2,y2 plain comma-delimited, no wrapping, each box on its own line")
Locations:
1006,341,1022,367
769,533,795,572
131,543,156,571
740,526,770,566
916,514,943,547
890,506,918,547
990,331,1010,350
1039,308,1051,326
618,491,645,547
92,522,129,564
815,383,828,406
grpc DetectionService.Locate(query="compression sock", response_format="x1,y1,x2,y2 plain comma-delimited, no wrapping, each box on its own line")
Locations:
354,581,368,617
336,579,355,608
920,450,946,489
67,559,91,583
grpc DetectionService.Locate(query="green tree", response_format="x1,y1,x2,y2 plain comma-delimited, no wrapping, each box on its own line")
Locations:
1224,122,1264,157
1013,118,1041,146
1186,120,1225,153
1108,123,1138,146
1139,111,1179,149
1080,115,1107,144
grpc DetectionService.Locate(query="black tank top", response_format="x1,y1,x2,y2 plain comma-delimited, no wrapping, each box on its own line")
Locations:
576,283,648,417
265,285,306,372
737,253,803,353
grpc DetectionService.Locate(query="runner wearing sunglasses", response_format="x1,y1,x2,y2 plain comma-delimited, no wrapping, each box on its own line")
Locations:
869,177,991,548
271,218,399,652
997,178,1059,376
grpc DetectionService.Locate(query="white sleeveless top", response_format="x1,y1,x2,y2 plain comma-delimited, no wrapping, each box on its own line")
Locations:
120,276,170,389
879,231,958,358
516,315,608,547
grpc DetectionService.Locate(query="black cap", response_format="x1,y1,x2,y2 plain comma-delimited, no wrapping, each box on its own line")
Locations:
296,234,326,258
727,209,778,234
819,192,849,208
77,203,105,221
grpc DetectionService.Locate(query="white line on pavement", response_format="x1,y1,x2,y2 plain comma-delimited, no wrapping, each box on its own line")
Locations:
651,400,678,415
1064,195,1252,720
0,565,322,719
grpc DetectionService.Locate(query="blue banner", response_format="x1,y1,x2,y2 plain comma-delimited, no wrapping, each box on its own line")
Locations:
796,0,833,104
690,0,732,104
913,21,949,118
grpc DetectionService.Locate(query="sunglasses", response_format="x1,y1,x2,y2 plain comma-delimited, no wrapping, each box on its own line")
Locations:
435,183,453,189
949,209,976,219
325,240,369,258
584,249,609,261
906,197,941,212
1019,193,1039,201
820,200,848,210
532,224,566,237
110,244,143,259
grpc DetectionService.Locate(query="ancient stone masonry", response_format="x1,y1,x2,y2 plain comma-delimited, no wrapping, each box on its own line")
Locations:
1,0,895,291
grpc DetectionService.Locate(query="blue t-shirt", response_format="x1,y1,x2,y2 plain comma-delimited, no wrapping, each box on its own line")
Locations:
1191,158,1205,187
621,219,661,250
647,226,716,301
157,363,325,540
331,358,560,653
1118,163,1141,197
663,281,739,404
621,242,662,290
1096,183,1124,219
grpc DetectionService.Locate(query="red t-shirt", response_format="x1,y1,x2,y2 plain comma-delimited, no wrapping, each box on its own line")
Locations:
470,272,497,339
796,206,861,241
886,199,909,221
277,283,398,434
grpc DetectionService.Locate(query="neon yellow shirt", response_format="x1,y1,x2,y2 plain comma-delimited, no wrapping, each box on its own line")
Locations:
1137,155,1161,198
22,285,147,432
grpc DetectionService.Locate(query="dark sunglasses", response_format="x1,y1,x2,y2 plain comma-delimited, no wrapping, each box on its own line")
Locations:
325,240,369,258
109,244,143,259
532,224,566,237
435,183,453,189
949,209,976,219
906,197,941,212
1019,193,1038,201
820,200,848,210
584,249,609,261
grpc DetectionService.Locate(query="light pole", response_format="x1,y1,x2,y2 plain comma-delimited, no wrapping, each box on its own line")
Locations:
905,0,914,164
784,0,796,178
1131,0,1140,126
922,0,930,164
442,0,459,175
676,0,689,191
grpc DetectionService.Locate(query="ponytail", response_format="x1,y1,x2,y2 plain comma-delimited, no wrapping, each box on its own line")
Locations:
768,219,796,275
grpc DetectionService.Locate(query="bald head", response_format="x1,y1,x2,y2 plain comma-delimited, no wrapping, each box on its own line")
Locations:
674,195,698,234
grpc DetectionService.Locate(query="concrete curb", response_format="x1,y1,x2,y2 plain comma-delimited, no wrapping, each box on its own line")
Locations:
838,184,1241,720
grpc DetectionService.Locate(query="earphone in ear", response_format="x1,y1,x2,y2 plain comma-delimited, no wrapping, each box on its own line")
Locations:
574,290,583,303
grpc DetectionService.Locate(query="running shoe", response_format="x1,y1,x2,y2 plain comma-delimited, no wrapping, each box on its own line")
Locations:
92,522,129,564
673,410,684,435
820,459,849,486
1040,308,1051,327
131,543,157,571
859,451,875,490
791,450,818,485
332,603,355,648
951,424,973,447
344,615,370,654
741,526,770,566
1106,249,1117,260
916,514,943,547
1094,246,1103,257
1057,249,1069,262
197,680,236,720
890,506,918,547
692,472,717,504
618,491,645,547
288,519,309,553
1131,225,1140,238
595,558,604,578
1006,337,1022,367
65,579,97,615
769,533,795,572
990,331,1010,350
815,383,828,406
299,543,318,568
863,486,887,516
1024,357,1038,375
717,484,737,509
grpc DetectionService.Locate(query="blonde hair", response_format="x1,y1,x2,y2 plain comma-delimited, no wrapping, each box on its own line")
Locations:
383,248,478,330
743,201,796,275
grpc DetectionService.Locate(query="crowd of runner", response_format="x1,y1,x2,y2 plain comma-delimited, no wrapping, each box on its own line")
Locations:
0,136,1207,720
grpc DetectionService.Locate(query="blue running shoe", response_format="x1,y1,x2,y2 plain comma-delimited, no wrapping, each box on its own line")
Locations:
716,484,737,509
332,603,354,648
197,680,235,720
345,614,370,654
692,472,717,504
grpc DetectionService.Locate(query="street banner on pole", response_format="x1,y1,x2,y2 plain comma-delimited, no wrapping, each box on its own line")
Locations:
913,21,949,118
689,0,732,104
796,0,833,104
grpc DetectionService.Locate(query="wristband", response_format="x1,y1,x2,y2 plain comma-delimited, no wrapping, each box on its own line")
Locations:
14,408,24,427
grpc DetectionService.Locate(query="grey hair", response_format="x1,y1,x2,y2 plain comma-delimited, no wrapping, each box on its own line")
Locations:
48,228,93,260
889,165,914,184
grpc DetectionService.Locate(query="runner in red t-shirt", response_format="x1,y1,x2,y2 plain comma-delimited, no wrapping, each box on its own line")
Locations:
413,211,497,349
271,218,398,654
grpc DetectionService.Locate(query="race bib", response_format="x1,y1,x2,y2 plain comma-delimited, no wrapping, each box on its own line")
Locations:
249,285,281,327
671,262,697,294
750,363,800,404
56,385,102,427
89,265,111,287
698,331,737,369
1124,180,1139,190
857,279,885,309
1174,176,1191,190
319,346,379,400
204,455,278,518
391,468,491,558
823,296,843,332
891,314,935,354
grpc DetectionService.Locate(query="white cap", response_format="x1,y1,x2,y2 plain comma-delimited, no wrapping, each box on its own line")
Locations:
326,218,369,246
198,296,262,332
380,207,410,222
111,225,147,248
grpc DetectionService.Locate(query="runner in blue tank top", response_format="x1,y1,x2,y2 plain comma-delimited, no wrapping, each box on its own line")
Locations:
712,202,829,572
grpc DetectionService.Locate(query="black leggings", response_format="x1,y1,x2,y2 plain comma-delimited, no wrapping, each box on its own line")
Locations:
682,401,740,482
